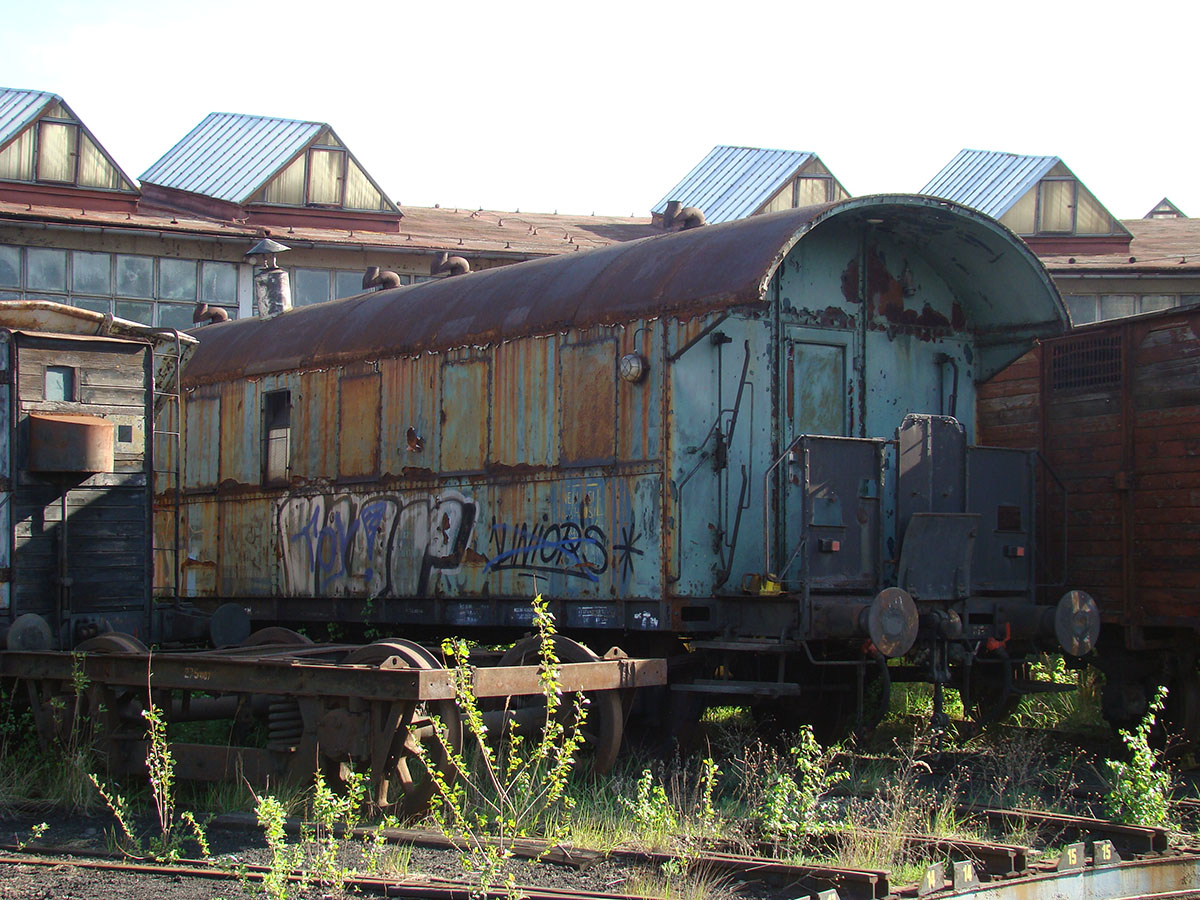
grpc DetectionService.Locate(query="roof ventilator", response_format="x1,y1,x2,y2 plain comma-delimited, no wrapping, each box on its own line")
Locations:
431,251,471,277
362,266,403,290
664,200,707,230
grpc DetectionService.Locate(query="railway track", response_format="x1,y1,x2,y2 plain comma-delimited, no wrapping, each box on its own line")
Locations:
0,806,1195,900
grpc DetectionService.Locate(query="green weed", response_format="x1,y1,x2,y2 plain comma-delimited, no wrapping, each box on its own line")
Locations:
1105,685,1172,826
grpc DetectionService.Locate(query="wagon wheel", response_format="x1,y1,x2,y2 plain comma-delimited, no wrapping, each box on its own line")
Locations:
340,640,462,820
240,627,314,647
74,632,151,770
756,659,888,745
497,635,623,774
963,659,1022,728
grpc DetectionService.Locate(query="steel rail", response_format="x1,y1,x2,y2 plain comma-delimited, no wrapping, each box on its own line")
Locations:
0,850,656,900
957,805,1170,855
216,812,888,898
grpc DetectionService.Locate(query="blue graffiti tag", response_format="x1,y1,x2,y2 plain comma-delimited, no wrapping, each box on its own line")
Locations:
484,519,608,582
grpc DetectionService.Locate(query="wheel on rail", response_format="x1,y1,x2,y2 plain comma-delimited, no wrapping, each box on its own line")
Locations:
338,639,463,820
239,627,314,647
962,660,1023,728
72,632,152,769
755,659,889,745
75,632,149,654
496,634,624,774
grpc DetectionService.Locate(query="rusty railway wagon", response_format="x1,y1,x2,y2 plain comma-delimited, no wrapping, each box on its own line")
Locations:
164,194,1099,739
0,301,663,815
979,303,1200,741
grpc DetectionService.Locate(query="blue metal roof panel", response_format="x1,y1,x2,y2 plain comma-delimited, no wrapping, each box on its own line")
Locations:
0,88,56,151
652,146,815,223
139,113,322,203
921,149,1058,219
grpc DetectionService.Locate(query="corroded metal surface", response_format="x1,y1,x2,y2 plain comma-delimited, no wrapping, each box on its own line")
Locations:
182,195,1068,386
0,649,664,701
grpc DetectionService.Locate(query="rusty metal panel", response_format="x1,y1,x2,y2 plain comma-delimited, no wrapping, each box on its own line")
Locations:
338,370,380,479
180,498,219,597
439,358,488,472
217,497,274,596
378,354,439,477
183,389,220,490
560,340,615,465
217,379,258,487
491,338,556,467
615,322,659,463
474,474,661,604
293,370,338,481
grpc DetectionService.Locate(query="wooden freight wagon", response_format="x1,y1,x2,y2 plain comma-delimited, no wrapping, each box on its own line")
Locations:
978,303,1200,737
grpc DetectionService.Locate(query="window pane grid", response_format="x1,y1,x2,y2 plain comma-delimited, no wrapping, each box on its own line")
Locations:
1,244,239,326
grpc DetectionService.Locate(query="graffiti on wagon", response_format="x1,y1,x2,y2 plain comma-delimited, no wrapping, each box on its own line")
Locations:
278,490,476,596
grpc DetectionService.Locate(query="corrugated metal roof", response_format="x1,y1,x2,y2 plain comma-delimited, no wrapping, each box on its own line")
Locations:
140,112,399,212
0,88,57,152
139,112,325,203
650,146,816,224
920,149,1059,219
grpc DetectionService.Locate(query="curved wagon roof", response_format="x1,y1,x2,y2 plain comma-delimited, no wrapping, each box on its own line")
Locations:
183,195,1067,386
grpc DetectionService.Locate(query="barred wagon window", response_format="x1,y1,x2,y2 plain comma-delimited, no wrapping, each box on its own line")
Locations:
1050,334,1122,392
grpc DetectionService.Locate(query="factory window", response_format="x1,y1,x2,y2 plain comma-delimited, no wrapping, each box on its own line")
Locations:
0,245,18,287
0,102,132,192
251,130,391,213
0,245,237,328
293,268,331,306
263,390,292,486
115,301,153,325
1066,293,1182,324
307,148,344,206
159,259,197,300
36,120,78,183
262,155,305,205
27,248,67,291
344,159,383,211
72,251,111,294
335,270,365,298
116,255,154,297
201,261,237,305
44,366,75,402
0,128,33,181
158,304,196,330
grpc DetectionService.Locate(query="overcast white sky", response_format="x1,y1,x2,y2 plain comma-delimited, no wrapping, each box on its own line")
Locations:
7,0,1197,220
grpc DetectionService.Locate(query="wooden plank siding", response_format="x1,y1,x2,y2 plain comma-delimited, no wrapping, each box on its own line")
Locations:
978,308,1200,647
9,335,152,622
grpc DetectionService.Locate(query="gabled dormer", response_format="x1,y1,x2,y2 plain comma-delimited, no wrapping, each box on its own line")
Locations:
0,88,139,212
139,113,401,232
921,149,1131,254
651,146,850,226
1145,198,1186,219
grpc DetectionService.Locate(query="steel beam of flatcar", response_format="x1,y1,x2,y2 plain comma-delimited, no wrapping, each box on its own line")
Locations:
0,651,665,701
